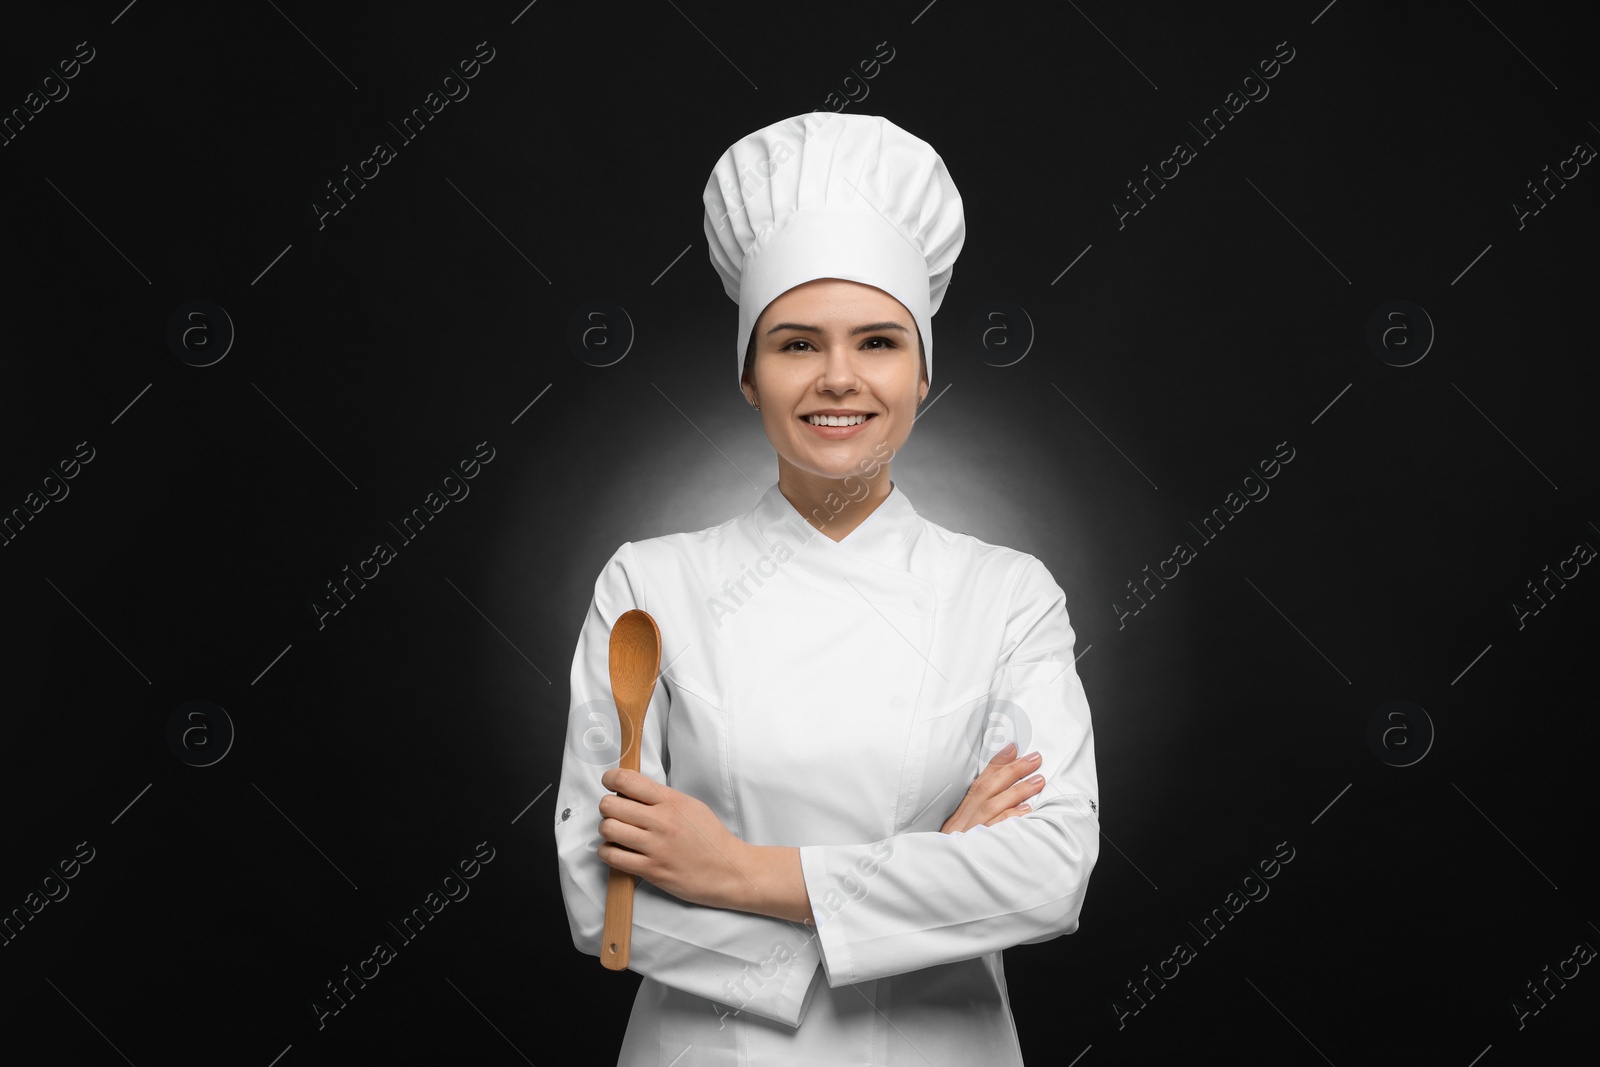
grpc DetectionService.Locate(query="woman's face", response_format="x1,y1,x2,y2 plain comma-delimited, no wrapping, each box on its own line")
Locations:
742,278,927,482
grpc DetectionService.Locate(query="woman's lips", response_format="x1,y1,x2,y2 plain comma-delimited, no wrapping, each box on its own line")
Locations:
801,414,876,439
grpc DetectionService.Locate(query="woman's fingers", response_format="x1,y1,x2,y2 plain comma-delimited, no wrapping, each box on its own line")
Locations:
598,817,649,852
941,747,1045,833
975,751,1044,811
986,741,1019,765
984,774,1047,825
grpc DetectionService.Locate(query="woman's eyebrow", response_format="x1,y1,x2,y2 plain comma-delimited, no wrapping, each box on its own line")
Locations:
765,321,909,336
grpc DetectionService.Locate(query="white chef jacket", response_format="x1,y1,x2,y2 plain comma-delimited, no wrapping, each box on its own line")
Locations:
554,481,1100,1066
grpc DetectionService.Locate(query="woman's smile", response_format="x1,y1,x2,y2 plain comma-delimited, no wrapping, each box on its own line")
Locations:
800,410,878,439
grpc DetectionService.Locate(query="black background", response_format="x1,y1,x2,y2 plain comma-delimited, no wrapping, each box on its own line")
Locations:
1,1,1595,1064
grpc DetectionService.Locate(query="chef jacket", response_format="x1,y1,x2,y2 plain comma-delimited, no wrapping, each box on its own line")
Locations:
555,481,1100,1066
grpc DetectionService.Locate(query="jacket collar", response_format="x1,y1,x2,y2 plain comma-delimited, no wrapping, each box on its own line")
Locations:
750,480,936,617
754,480,913,558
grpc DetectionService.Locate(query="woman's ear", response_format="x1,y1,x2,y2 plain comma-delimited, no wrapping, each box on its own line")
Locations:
741,327,760,408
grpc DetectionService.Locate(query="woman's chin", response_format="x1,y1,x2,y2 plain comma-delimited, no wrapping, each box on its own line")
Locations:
783,454,879,484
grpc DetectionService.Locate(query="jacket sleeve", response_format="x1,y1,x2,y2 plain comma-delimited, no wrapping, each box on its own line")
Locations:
553,541,824,1027
797,552,1100,987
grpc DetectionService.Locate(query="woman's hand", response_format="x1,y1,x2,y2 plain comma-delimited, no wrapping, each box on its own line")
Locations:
941,742,1045,834
597,768,757,911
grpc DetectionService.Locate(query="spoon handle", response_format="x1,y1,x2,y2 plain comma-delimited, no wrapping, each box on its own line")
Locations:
602,867,637,970
602,695,641,972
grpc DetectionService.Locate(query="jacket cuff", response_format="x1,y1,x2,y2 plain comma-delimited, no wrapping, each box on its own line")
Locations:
629,882,825,1027
799,844,857,987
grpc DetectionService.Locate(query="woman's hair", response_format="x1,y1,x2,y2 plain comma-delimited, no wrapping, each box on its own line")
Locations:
742,327,928,389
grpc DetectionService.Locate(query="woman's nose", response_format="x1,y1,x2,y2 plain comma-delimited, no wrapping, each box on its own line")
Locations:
818,346,861,390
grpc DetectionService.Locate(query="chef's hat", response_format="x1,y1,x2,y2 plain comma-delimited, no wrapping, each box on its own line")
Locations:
703,113,965,392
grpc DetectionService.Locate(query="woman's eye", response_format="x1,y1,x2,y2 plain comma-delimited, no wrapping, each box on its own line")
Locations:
779,337,897,352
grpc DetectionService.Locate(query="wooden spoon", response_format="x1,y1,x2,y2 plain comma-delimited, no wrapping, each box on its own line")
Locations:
601,608,661,971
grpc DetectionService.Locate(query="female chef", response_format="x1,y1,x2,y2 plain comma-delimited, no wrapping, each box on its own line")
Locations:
554,113,1100,1065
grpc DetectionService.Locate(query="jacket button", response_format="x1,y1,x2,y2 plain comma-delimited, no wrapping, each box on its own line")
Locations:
560,807,572,821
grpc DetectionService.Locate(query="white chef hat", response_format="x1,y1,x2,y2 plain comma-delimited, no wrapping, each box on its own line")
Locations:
702,112,965,392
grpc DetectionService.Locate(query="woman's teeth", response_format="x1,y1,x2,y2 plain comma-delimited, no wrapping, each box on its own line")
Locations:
806,414,870,426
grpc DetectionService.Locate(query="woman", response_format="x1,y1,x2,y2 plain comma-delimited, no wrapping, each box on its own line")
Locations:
554,113,1100,1065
